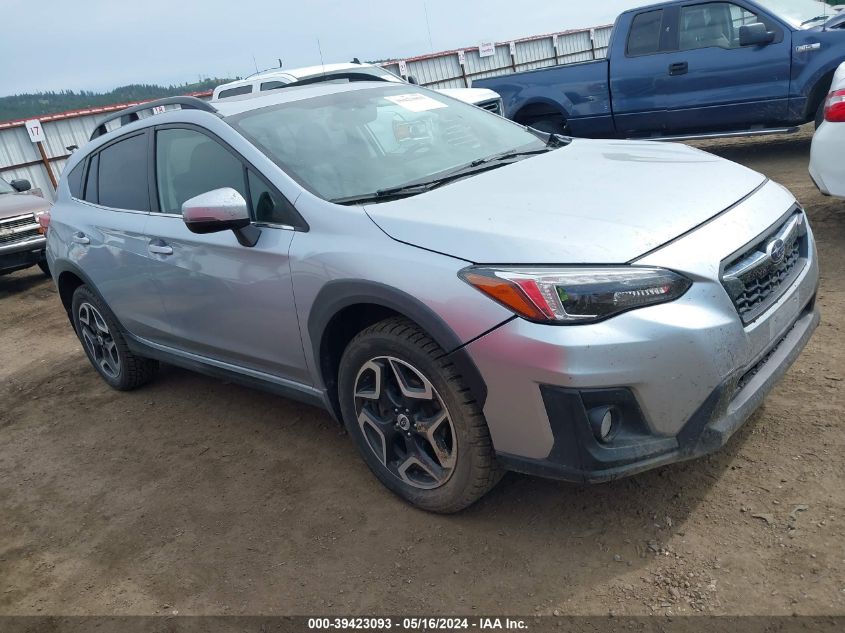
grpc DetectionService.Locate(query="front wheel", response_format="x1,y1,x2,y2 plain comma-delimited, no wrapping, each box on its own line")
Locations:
37,259,50,277
338,318,502,513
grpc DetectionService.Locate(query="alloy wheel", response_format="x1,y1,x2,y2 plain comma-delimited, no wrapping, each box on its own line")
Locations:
353,356,457,490
77,302,121,379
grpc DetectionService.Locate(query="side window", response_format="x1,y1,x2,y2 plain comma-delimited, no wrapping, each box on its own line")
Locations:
155,128,247,214
217,85,253,99
84,154,99,203
729,4,758,28
66,161,84,198
680,3,756,50
97,134,149,210
247,169,296,225
260,81,288,91
627,10,664,56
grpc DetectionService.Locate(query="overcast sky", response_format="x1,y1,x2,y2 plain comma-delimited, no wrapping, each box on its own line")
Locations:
0,0,649,96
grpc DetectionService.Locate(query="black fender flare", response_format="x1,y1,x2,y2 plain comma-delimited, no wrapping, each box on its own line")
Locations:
307,280,489,411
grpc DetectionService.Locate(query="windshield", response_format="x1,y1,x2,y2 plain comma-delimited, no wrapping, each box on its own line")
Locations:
0,177,14,194
757,0,833,27
228,85,546,203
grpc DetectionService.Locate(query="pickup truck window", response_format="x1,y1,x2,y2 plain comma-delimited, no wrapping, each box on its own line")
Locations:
679,2,759,50
627,10,665,56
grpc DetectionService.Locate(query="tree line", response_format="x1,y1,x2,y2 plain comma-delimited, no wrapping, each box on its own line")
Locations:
0,79,236,122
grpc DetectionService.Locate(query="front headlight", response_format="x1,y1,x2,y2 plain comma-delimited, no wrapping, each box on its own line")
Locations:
459,266,692,324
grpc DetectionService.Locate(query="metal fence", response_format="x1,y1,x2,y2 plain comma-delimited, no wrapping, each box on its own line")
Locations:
381,25,613,89
0,24,613,202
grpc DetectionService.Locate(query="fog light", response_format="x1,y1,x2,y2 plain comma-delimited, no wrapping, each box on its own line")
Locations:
588,406,617,443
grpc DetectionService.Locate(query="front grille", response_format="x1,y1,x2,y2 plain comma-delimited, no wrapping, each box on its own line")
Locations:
0,213,40,245
478,99,503,116
721,209,808,324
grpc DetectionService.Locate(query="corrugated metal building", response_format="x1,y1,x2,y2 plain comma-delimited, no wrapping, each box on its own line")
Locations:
0,24,613,201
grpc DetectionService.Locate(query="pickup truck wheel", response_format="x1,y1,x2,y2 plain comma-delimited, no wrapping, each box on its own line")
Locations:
71,285,159,391
338,317,503,513
529,117,568,136
37,260,50,277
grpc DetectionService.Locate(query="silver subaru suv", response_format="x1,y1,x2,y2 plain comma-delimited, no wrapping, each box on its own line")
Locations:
45,83,820,512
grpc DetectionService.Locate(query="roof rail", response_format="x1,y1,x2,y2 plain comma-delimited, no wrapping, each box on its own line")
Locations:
89,96,218,141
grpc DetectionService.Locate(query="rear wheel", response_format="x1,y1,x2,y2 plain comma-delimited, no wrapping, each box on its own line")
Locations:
527,116,568,136
815,98,826,129
71,285,158,390
338,318,502,513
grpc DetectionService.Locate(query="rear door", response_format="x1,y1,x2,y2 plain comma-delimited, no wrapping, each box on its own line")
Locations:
60,131,167,340
659,1,791,132
142,125,310,384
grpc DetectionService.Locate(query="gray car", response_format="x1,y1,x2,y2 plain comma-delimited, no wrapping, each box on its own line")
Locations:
45,83,820,512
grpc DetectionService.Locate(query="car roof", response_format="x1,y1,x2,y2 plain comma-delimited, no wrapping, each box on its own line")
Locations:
212,80,405,117
254,62,368,80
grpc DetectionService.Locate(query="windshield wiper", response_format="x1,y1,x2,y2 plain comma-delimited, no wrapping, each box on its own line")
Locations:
465,146,557,169
801,15,829,26
333,145,561,205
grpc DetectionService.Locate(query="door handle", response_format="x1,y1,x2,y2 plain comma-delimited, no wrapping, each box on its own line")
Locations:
669,62,689,76
148,242,173,256
71,232,90,245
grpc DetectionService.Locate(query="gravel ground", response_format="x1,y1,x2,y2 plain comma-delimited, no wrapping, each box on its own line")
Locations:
0,126,842,617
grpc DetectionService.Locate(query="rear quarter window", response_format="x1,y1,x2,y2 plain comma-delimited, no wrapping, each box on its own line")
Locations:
66,161,84,198
217,85,253,99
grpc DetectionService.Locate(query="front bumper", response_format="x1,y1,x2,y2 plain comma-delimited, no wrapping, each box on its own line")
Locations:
0,235,46,274
495,302,818,483
462,183,820,482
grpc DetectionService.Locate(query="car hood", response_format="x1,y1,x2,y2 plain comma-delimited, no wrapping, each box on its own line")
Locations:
364,138,766,264
437,87,500,106
0,192,50,219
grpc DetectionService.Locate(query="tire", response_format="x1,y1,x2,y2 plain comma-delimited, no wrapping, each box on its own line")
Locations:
528,116,568,136
37,259,50,277
71,285,159,391
338,317,502,513
815,98,826,129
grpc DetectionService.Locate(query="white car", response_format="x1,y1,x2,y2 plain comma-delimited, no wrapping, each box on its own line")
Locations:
212,62,504,115
810,62,845,199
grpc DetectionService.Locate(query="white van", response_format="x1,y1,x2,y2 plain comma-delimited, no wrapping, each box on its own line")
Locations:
212,62,504,115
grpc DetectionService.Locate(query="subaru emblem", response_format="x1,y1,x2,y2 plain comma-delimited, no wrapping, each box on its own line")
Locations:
766,238,786,264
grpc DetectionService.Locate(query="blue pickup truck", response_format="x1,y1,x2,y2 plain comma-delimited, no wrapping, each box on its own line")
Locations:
475,0,845,138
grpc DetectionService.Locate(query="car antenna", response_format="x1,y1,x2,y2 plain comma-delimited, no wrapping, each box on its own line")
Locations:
317,37,326,77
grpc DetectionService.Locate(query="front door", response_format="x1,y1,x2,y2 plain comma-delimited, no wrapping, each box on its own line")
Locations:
142,126,309,384
659,1,792,132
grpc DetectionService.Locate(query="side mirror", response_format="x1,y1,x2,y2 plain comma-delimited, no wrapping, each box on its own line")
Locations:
406,75,419,85
740,23,774,47
10,179,31,192
181,188,261,247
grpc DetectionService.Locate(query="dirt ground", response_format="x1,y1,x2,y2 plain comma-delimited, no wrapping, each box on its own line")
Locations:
0,126,843,617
